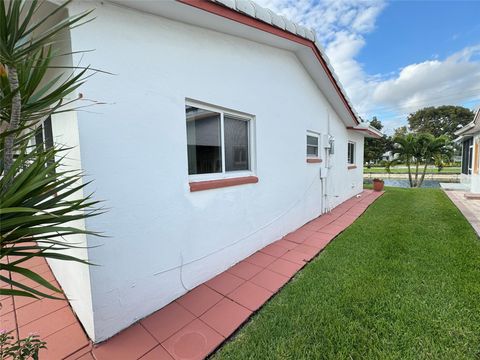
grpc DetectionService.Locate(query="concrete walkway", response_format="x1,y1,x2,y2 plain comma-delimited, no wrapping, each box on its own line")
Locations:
1,190,383,360
443,190,480,237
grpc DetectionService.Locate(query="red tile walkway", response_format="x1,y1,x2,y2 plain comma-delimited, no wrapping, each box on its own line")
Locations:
1,190,383,360
0,257,92,359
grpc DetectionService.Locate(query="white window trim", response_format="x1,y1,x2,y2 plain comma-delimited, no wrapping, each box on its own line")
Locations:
306,131,320,159
468,143,474,175
186,100,256,182
348,141,356,165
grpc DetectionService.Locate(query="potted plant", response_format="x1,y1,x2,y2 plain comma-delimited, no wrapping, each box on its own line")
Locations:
372,178,384,191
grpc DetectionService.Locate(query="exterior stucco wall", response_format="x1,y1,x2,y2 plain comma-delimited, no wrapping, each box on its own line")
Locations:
460,133,480,193
66,1,365,341
471,134,480,193
31,2,95,340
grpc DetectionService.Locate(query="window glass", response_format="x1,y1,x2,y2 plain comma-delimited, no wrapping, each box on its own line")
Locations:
34,116,54,151
224,115,249,171
348,142,355,164
43,116,54,150
462,138,473,175
35,124,44,147
33,116,55,170
468,144,473,175
307,135,319,157
186,106,222,175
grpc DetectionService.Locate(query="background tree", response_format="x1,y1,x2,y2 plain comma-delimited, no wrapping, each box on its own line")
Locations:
364,117,393,166
393,126,409,138
370,116,383,131
434,153,452,172
407,105,474,138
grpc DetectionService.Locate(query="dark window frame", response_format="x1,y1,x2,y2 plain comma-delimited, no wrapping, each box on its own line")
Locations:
34,116,54,150
34,115,55,170
462,138,473,175
347,141,355,165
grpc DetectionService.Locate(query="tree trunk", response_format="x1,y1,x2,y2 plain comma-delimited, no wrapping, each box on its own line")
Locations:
3,65,21,177
407,159,413,187
418,162,429,188
414,160,420,187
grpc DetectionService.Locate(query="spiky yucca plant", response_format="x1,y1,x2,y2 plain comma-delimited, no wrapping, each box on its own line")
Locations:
1,0,99,296
0,5,103,358
0,142,102,299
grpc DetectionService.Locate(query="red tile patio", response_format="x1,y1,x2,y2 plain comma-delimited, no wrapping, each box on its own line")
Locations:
1,190,383,359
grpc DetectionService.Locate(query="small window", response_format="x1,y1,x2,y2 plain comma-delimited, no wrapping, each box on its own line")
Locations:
306,133,319,157
34,116,54,150
186,103,252,176
33,115,55,168
347,141,355,165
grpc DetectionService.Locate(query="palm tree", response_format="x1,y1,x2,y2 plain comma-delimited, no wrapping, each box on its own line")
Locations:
391,133,416,187
417,134,452,186
391,133,452,188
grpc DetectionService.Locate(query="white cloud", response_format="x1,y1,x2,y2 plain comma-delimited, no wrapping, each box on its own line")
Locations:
371,45,480,133
255,0,480,133
255,0,385,116
373,47,480,110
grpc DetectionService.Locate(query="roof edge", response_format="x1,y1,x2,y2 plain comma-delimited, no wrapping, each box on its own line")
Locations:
454,108,480,136
347,126,383,139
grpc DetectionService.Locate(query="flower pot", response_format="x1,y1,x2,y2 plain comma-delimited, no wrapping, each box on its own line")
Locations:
373,179,384,192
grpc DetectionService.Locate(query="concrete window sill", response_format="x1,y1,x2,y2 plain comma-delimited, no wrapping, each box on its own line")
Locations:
190,176,259,192
348,165,357,170
306,158,322,163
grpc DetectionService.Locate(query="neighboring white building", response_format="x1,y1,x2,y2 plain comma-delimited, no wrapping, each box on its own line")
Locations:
455,108,480,194
381,151,400,162
40,0,381,342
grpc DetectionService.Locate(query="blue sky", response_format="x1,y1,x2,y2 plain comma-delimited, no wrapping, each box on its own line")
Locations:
257,0,480,133
358,1,480,75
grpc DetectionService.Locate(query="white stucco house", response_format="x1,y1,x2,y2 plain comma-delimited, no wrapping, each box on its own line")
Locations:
39,0,382,342
455,108,480,194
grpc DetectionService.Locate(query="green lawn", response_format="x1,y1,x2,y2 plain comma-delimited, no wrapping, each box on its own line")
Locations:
364,166,461,174
213,188,480,360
